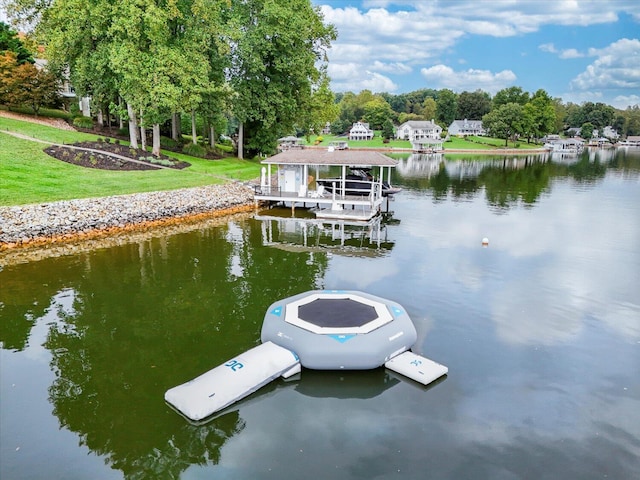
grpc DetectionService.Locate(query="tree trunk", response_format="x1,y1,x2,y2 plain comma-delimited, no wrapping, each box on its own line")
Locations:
97,109,104,127
191,110,197,145
172,112,180,141
152,124,161,157
210,125,215,148
238,122,244,159
126,103,139,149
140,110,146,151
140,124,146,151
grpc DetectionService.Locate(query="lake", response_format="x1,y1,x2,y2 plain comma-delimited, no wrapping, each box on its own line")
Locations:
1,148,639,479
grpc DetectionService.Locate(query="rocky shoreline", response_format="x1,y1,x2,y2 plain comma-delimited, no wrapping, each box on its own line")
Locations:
0,183,256,250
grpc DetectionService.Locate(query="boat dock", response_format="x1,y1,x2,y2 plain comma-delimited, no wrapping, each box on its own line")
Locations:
254,149,399,221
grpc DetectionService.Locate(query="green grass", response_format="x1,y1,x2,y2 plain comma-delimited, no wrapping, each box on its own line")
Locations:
0,117,263,206
308,133,413,149
446,135,542,150
307,132,542,150
1,105,72,120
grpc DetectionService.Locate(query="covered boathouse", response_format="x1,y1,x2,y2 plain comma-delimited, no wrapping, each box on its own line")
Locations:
253,149,399,221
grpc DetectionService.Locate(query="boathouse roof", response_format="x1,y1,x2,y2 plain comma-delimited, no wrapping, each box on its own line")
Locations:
261,149,398,167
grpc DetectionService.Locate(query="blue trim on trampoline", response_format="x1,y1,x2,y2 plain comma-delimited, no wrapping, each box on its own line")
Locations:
391,306,404,317
270,306,283,317
329,334,356,343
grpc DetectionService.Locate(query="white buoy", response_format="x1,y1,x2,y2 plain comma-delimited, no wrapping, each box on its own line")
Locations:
482,237,489,246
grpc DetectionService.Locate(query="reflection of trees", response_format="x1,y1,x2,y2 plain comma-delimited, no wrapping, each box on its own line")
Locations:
4,219,327,478
0,259,85,350
393,150,638,208
480,160,551,208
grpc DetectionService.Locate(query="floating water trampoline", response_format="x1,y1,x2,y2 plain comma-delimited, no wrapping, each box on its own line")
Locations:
165,290,448,423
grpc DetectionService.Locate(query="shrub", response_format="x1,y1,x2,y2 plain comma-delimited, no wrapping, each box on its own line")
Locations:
73,116,94,129
182,142,207,158
149,158,175,167
160,136,181,149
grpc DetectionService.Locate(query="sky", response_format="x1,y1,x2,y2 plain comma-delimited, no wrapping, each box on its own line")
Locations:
312,0,640,109
2,1,638,109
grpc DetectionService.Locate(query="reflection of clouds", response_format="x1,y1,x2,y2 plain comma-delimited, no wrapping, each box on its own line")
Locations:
23,289,77,362
491,276,584,345
396,177,640,345
226,222,245,278
323,256,400,290
597,301,640,339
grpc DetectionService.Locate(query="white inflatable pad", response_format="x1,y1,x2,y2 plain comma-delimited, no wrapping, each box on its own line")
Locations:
165,341,300,422
385,351,448,385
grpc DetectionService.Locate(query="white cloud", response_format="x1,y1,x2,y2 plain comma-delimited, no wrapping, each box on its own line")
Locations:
420,64,517,94
612,94,640,109
370,60,412,74
539,43,558,53
559,48,584,59
539,43,585,59
571,38,640,89
327,62,399,92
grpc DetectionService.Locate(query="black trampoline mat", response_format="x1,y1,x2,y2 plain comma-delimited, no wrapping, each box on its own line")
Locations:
297,298,379,328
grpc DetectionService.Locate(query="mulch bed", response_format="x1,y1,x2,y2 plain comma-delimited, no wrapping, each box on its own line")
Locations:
44,141,191,171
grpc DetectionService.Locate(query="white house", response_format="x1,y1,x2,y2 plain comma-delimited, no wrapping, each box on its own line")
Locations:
395,120,442,141
448,119,485,136
349,122,374,140
34,58,88,114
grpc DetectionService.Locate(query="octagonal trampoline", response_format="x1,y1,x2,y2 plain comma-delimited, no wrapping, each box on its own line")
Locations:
167,289,448,423
261,290,417,369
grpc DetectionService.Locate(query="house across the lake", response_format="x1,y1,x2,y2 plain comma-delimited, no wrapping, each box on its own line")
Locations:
277,136,304,151
395,120,442,142
349,122,374,141
448,119,485,137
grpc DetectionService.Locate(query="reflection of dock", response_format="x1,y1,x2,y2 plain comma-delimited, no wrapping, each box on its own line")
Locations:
255,212,395,257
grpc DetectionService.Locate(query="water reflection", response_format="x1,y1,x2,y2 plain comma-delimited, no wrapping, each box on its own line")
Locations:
392,151,640,209
1,219,332,478
255,211,396,258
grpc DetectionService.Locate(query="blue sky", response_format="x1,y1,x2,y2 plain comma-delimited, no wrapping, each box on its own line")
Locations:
312,0,640,109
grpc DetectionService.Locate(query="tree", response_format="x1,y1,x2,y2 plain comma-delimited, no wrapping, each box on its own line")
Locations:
523,89,556,141
0,51,19,103
623,105,640,136
4,61,60,114
297,70,339,141
363,96,394,130
492,86,529,108
456,89,491,120
0,21,34,65
552,97,566,133
580,122,594,140
435,88,457,126
482,102,525,146
422,97,437,121
229,0,336,157
381,118,394,142
581,102,615,130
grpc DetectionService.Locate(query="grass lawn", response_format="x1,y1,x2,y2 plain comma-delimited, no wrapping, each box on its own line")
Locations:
308,133,413,149
306,132,542,150
0,117,263,206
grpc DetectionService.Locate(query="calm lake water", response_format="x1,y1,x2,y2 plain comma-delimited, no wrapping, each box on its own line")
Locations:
1,149,639,479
